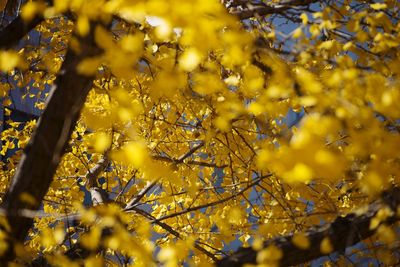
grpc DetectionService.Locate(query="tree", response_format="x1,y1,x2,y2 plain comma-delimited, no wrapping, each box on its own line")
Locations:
0,0,399,266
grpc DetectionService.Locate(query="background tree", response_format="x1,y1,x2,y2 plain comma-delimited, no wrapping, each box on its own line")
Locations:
0,0,399,266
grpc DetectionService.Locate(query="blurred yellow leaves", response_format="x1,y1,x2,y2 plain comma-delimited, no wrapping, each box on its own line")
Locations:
112,141,148,168
376,224,396,244
158,238,194,267
81,227,102,250
300,13,308,25
179,48,201,72
370,206,393,230
0,51,20,72
90,132,111,153
227,205,246,225
40,227,65,251
292,27,303,39
320,237,333,254
84,256,104,267
77,57,102,76
158,246,178,267
257,115,346,184
292,233,310,250
256,245,282,266
3,0,400,266
294,68,322,94
21,1,44,21
120,34,144,53
283,163,313,184
361,171,389,195
76,15,90,36
370,3,387,10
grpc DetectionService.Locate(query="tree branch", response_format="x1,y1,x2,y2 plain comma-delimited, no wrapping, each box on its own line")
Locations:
0,23,101,263
124,180,159,209
140,174,271,222
230,0,318,20
216,187,400,267
0,0,53,49
130,205,218,261
0,15,43,49
87,155,111,205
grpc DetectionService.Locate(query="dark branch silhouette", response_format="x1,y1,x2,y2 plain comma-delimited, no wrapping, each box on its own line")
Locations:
0,22,101,263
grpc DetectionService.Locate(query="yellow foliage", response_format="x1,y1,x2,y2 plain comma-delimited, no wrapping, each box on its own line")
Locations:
257,245,282,265
292,233,310,250
320,237,333,254
179,48,201,72
2,0,400,266
0,51,20,72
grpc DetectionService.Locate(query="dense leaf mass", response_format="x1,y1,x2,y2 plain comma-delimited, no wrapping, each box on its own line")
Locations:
0,0,400,266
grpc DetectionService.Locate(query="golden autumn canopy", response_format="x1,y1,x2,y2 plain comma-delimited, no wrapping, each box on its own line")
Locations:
0,0,400,266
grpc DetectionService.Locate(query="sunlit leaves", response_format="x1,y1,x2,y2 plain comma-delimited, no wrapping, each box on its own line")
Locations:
0,50,20,72
320,237,333,254
179,48,201,72
20,1,43,22
370,3,387,10
292,232,310,250
256,245,282,266
2,0,400,266
76,15,90,36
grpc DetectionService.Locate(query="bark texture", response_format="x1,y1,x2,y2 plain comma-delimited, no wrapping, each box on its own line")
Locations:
0,24,100,262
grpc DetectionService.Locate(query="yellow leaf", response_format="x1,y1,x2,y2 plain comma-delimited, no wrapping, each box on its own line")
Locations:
84,256,103,267
370,217,380,230
224,75,240,86
81,227,101,250
300,13,308,25
154,19,172,39
95,26,114,49
228,206,244,225
362,171,386,194
292,27,303,39
309,24,320,38
257,245,282,263
119,34,144,53
248,102,264,116
370,3,387,10
158,246,176,262
292,233,310,250
77,16,90,36
318,40,334,50
320,237,333,254
239,234,251,245
180,48,201,72
54,0,69,13
77,57,102,76
295,68,322,93
21,2,39,21
377,224,396,244
343,41,354,50
214,116,231,132
93,132,111,153
0,51,20,72
53,227,65,244
252,237,264,251
283,163,313,184
124,141,148,168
